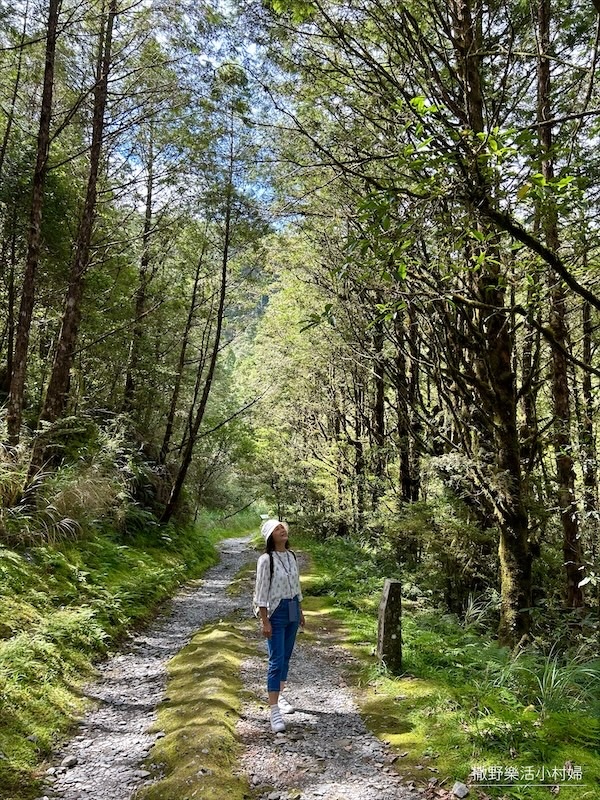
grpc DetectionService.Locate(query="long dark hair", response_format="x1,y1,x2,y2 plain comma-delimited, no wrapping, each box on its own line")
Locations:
265,531,295,583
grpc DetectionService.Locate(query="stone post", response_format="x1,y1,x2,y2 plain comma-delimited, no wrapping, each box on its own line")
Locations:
377,579,402,674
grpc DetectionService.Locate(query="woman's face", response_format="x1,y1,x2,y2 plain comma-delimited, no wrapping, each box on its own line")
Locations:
271,524,288,546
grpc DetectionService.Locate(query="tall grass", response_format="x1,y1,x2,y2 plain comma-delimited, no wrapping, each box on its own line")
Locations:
499,647,600,717
0,444,78,547
0,415,167,548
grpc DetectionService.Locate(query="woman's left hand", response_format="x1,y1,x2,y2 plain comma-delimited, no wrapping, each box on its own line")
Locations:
300,610,305,628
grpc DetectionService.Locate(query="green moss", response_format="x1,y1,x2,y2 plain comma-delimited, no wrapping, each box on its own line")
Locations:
226,561,256,597
136,619,256,800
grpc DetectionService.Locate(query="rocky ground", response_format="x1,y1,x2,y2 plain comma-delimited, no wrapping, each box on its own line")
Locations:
37,536,426,800
237,639,420,800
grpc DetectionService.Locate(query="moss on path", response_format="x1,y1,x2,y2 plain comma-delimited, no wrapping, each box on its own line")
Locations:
135,619,257,800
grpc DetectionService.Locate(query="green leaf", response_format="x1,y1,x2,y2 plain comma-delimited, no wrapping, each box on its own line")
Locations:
272,0,315,23
556,175,575,189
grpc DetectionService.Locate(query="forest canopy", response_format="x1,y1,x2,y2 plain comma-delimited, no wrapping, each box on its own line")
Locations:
0,0,599,652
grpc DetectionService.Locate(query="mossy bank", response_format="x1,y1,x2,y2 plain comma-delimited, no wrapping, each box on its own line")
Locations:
133,618,257,800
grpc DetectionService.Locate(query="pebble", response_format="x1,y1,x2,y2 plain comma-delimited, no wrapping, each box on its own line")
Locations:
452,782,469,798
237,631,421,800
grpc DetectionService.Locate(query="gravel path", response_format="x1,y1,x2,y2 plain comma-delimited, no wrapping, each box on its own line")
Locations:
237,639,420,800
39,536,422,800
39,536,256,800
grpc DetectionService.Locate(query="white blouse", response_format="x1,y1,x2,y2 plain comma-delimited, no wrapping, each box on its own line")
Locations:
253,550,303,618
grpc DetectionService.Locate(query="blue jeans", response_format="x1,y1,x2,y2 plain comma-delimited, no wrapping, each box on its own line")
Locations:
267,597,300,692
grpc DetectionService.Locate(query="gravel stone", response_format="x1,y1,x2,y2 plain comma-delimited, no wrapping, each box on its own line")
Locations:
452,781,469,798
237,616,420,799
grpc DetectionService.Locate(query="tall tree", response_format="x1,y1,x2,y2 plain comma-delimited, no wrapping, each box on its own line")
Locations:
38,0,118,427
161,65,262,521
6,0,62,444
161,188,231,522
537,0,584,608
159,235,208,465
123,124,155,413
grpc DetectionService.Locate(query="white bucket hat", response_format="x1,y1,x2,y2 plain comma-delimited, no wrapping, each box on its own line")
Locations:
260,518,288,542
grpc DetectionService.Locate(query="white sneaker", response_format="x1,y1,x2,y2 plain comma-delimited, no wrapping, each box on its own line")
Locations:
278,695,295,714
270,706,286,733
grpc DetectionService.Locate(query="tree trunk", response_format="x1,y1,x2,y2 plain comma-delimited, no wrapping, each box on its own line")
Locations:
0,238,9,377
520,273,542,473
124,126,154,413
354,433,365,534
159,239,208,465
406,308,421,500
393,311,417,503
537,0,584,608
6,0,61,444
6,217,17,386
333,404,349,535
452,0,532,645
0,0,29,180
371,311,386,507
351,373,365,534
39,0,117,427
160,166,232,522
581,298,598,514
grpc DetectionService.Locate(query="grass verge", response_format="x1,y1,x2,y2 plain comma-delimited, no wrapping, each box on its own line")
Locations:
294,532,600,800
0,509,256,800
134,617,256,800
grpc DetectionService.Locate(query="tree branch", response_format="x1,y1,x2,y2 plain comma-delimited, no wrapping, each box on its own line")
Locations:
476,196,600,312
197,391,268,440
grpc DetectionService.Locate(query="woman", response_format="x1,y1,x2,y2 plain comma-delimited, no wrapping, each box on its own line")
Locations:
253,518,305,733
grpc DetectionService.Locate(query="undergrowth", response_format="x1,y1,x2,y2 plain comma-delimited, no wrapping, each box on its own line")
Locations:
294,531,600,800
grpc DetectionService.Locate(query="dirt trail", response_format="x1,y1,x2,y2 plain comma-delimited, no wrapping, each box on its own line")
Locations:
39,536,256,800
38,537,420,800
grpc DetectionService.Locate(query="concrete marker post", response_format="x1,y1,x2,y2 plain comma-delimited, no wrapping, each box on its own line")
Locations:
377,578,402,674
